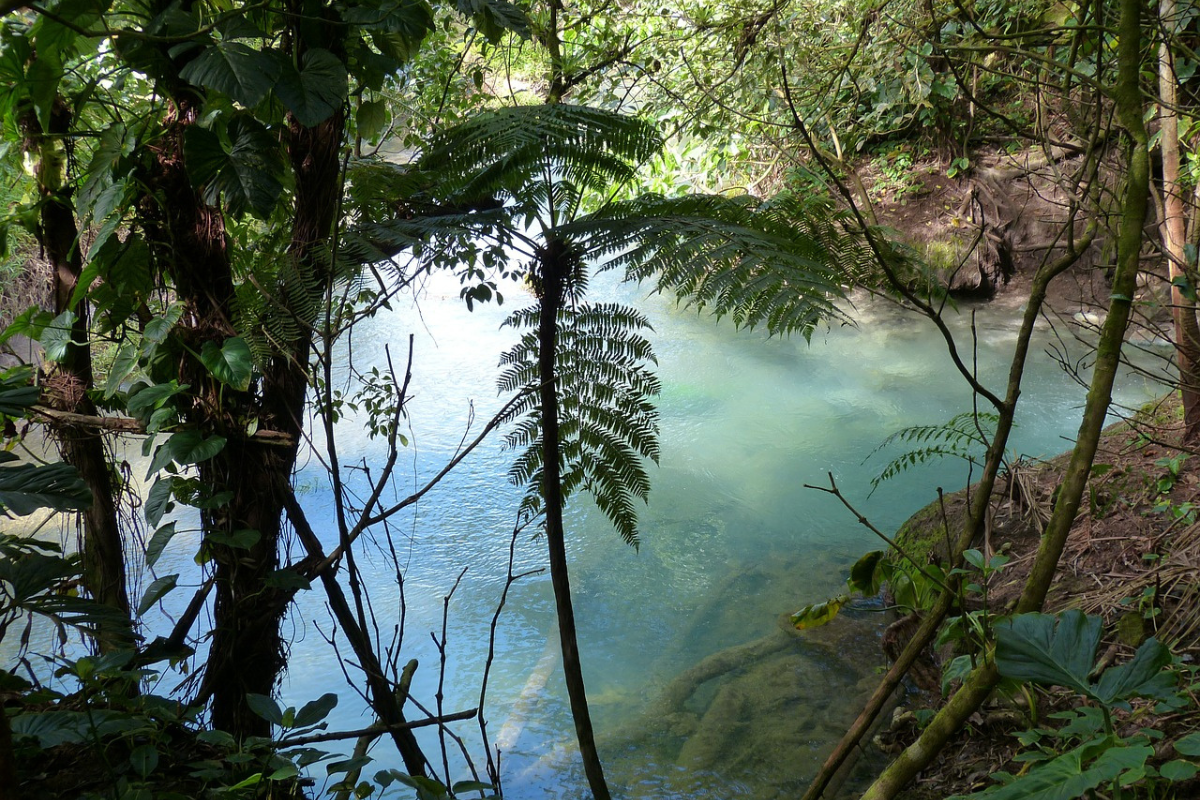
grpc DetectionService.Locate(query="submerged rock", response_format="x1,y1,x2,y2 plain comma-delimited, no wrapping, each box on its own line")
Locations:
603,610,891,799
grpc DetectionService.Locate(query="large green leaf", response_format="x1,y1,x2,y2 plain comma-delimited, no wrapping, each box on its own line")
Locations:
273,48,348,128
146,431,227,478
38,310,77,363
0,367,39,417
184,116,284,219
104,341,140,400
356,99,389,142
178,41,281,106
198,336,253,391
953,740,1151,800
137,574,178,615
247,693,284,726
144,477,175,527
26,48,63,133
997,611,1176,705
0,308,54,347
144,522,178,569
125,380,188,429
1093,636,1175,704
11,709,137,747
995,610,1102,698
292,692,338,728
848,550,886,595
0,461,92,516
455,0,528,42
0,543,77,602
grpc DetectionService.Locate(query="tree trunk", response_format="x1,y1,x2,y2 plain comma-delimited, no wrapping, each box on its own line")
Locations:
284,494,430,776
538,244,612,800
1158,0,1200,443
21,98,132,652
855,2,1149,795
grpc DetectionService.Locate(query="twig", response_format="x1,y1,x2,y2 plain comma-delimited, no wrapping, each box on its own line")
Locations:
31,406,296,445
280,710,478,746
803,472,950,592
434,568,468,786
480,513,543,787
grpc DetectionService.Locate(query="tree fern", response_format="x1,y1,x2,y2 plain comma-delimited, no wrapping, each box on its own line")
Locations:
561,191,870,339
417,104,663,205
335,100,876,800
499,302,659,546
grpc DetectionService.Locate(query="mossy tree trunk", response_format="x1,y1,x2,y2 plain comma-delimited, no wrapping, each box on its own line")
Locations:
19,96,132,652
854,2,1150,796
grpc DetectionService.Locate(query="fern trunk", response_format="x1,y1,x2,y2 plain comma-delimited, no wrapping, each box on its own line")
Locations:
538,246,612,800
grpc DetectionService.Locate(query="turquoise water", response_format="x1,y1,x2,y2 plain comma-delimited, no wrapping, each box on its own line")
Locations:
272,274,1161,798
3,271,1165,798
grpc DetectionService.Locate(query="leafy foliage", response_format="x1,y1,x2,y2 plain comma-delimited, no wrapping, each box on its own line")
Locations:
569,191,865,338
500,302,660,545
0,535,131,645
995,610,1176,706
868,411,1000,490
954,611,1191,800
0,455,93,517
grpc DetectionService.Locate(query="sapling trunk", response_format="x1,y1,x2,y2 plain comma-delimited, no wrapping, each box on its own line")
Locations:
856,2,1149,795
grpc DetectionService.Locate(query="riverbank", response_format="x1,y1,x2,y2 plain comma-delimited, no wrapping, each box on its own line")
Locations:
874,395,1200,798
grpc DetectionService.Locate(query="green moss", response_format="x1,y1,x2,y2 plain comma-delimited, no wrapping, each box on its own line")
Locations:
893,497,958,564
919,237,965,274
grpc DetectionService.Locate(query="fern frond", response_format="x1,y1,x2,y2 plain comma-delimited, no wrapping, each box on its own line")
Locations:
419,105,663,202
500,301,660,547
562,192,868,338
867,412,1001,491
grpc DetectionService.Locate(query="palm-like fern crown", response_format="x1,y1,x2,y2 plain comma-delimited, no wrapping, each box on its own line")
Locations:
499,303,660,547
417,104,664,221
340,103,872,548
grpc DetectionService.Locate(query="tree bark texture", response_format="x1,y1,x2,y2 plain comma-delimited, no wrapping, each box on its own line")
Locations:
1158,0,1200,444
21,98,132,651
538,243,612,800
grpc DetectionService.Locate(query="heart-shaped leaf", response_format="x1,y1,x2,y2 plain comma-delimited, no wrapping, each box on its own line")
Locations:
179,41,281,106
199,336,253,391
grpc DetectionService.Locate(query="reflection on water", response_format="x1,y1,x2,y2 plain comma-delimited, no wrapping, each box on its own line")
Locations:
4,271,1165,798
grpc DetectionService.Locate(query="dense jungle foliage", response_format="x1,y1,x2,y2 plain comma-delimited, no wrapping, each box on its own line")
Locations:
4,0,1200,797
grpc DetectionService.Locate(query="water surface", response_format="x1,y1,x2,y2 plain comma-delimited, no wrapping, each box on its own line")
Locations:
272,274,1161,798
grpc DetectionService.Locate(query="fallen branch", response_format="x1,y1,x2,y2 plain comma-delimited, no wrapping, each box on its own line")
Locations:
280,709,478,746
31,406,296,446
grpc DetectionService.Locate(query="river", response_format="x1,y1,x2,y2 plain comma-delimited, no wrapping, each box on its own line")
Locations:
2,269,1163,798
267,271,1161,798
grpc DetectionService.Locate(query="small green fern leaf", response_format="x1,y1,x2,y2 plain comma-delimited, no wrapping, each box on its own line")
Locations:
867,412,1001,491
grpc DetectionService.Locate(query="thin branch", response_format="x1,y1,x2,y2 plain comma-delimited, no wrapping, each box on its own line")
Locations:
280,709,478,746
804,472,950,592
31,406,296,446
